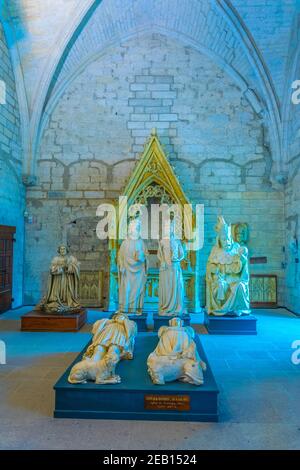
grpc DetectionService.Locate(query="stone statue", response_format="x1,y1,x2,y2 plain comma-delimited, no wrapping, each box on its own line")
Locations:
232,222,249,246
158,220,186,316
147,317,206,385
206,216,251,316
68,313,137,384
117,216,148,315
38,244,82,314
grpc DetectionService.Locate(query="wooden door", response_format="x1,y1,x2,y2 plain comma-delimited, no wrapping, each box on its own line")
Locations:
0,225,15,314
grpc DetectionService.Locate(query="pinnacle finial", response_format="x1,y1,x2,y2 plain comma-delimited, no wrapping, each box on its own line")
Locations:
151,127,157,136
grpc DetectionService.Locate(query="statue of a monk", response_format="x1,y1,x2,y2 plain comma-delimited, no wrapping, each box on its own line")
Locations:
68,313,137,384
206,216,251,316
147,317,206,385
38,244,81,314
117,216,148,315
158,220,186,316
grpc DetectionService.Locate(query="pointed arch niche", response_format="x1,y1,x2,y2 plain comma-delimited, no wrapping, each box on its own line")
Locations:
107,130,202,313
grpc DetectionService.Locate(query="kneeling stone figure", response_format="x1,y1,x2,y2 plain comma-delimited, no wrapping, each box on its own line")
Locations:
68,313,137,384
147,317,206,386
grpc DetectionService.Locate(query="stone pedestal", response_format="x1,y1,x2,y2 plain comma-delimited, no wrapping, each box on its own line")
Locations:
21,309,87,332
54,333,219,422
153,314,191,331
204,311,257,335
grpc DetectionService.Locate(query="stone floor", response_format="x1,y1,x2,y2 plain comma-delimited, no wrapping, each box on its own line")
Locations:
0,307,299,450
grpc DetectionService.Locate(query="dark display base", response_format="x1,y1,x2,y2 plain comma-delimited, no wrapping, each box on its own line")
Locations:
21,309,87,332
204,311,257,335
128,313,148,332
54,333,219,422
153,314,191,331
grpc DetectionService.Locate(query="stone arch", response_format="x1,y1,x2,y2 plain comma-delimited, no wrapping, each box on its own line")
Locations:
217,0,281,183
282,13,300,173
26,0,102,176
29,0,281,184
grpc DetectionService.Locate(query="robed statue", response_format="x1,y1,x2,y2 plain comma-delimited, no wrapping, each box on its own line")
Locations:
158,220,186,316
68,313,137,384
206,216,251,316
38,244,82,314
117,216,148,315
147,317,206,385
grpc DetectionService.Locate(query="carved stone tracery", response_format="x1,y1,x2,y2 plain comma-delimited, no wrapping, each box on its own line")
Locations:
134,183,174,206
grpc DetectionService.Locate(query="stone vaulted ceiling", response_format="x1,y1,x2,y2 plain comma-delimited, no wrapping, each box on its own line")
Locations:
2,0,300,182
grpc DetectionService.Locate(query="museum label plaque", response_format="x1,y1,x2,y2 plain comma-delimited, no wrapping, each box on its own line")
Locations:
144,394,190,411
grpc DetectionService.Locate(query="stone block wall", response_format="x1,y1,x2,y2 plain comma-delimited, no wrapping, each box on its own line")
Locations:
284,98,300,313
284,172,300,313
25,34,285,307
0,21,24,307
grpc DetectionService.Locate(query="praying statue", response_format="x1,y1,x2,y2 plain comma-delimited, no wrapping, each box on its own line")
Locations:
117,215,148,315
68,313,137,384
38,244,81,314
147,317,206,385
206,216,251,316
158,220,186,316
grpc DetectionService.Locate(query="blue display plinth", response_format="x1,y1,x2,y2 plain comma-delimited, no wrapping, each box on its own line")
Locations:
153,314,191,331
54,333,219,422
204,311,257,335
129,314,148,331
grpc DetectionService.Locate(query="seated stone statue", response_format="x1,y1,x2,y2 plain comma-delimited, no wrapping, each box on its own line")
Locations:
147,317,206,385
68,313,137,384
206,216,251,316
38,244,82,314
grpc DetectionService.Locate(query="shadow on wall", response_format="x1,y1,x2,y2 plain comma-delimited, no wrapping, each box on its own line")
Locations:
0,0,26,43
